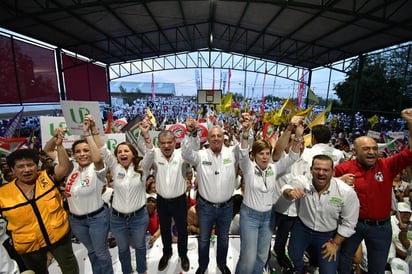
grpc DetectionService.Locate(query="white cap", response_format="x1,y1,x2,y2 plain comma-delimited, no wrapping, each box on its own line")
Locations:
397,202,412,213
146,193,157,200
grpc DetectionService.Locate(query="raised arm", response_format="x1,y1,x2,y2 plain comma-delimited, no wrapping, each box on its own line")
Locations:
401,109,412,152
239,112,253,150
53,128,71,182
84,115,104,171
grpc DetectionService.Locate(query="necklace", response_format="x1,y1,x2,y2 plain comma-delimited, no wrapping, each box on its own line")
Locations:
25,189,35,199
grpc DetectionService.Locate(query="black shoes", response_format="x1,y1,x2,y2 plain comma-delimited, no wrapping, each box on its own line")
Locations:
195,268,206,274
158,253,172,271
180,255,190,271
218,265,231,274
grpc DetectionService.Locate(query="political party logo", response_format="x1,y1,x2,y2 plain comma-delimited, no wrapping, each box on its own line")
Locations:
167,124,187,144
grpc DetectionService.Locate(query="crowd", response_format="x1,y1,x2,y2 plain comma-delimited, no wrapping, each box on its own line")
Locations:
0,98,412,274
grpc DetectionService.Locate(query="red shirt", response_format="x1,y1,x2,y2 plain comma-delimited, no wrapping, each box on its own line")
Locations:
335,148,412,220
147,212,159,235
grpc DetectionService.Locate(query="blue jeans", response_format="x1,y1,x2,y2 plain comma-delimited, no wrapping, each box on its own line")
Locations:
235,204,273,274
197,196,233,271
338,219,392,274
69,206,113,274
288,220,337,274
110,206,149,274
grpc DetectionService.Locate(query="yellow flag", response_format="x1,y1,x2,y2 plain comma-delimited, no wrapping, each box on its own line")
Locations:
324,102,333,114
146,107,157,125
307,112,325,129
220,93,232,113
368,114,379,128
303,133,312,147
244,99,249,113
329,116,338,128
295,105,314,118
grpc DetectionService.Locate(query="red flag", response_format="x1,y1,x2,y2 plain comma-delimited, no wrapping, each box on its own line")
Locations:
228,68,232,94
297,69,305,109
151,73,155,99
260,71,267,113
212,67,215,90
105,110,113,133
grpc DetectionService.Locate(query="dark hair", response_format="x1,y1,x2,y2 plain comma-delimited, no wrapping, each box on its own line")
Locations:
71,139,88,153
6,149,39,168
114,142,142,174
311,154,334,168
311,125,332,144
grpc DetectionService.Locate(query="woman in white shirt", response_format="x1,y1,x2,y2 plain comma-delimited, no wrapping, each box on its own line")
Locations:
235,113,304,274
93,121,148,274
64,115,113,274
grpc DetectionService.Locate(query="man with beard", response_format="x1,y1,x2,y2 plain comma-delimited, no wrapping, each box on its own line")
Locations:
282,155,359,273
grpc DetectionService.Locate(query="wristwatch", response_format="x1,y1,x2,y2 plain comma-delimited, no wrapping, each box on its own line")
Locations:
294,136,303,142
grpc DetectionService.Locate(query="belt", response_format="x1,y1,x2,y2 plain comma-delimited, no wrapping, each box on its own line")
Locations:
198,195,232,208
111,206,146,218
158,193,185,202
69,206,105,220
358,217,390,226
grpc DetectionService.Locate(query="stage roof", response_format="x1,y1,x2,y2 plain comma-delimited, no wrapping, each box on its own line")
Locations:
1,0,412,69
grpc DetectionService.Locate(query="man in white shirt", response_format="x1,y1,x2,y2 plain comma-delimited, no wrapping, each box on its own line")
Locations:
182,118,239,274
140,121,190,272
301,124,345,167
282,154,359,273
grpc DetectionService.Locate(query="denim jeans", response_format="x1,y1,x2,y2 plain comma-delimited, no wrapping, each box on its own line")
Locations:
69,206,113,274
338,219,392,274
288,219,337,274
157,194,188,256
20,232,79,274
273,212,296,267
197,197,233,271
235,203,273,274
110,206,149,274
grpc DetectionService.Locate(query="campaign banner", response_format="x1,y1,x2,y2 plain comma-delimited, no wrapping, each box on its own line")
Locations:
60,100,104,136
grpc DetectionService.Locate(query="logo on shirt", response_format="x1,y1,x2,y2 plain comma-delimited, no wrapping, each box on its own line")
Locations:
202,161,212,166
329,197,343,206
375,172,384,182
117,172,125,180
223,158,232,165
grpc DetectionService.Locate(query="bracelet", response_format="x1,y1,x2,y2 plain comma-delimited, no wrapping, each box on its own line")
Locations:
84,134,91,137
294,136,303,142
328,239,339,246
92,131,100,135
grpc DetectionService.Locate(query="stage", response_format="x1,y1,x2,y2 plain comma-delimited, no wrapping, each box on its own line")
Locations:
48,235,256,274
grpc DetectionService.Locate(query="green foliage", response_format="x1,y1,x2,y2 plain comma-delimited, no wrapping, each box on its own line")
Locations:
334,46,412,116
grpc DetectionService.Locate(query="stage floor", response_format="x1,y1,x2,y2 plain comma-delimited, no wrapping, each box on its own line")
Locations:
48,235,258,274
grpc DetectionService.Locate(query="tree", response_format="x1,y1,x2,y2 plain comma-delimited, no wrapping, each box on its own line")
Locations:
334,45,412,116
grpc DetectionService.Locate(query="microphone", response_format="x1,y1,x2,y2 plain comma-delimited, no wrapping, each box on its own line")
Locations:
215,171,219,175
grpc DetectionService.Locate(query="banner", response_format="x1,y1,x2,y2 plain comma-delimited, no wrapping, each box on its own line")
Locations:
60,100,104,136
40,116,79,149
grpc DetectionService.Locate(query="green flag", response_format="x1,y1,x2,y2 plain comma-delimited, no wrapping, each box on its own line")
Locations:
307,88,319,104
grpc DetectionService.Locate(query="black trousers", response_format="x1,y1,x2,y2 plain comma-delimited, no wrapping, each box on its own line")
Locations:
157,193,188,256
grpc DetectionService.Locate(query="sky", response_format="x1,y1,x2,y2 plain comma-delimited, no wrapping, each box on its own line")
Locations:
114,64,347,102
